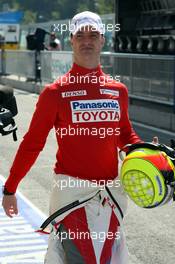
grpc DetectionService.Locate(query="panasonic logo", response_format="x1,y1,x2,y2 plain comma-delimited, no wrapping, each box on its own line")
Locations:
70,99,120,123
71,99,119,111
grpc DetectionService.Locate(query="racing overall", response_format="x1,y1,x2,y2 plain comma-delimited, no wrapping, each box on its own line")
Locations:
5,63,141,263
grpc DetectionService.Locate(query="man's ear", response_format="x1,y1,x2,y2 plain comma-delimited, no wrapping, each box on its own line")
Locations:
101,35,105,48
70,34,73,46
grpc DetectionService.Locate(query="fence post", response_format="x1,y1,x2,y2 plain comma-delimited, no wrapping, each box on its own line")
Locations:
35,50,41,83
174,56,175,113
1,45,6,75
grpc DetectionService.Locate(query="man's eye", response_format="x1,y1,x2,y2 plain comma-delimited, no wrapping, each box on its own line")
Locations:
76,34,82,38
91,34,98,38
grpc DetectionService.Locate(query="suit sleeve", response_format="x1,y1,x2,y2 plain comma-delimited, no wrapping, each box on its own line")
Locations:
118,85,143,149
5,85,59,193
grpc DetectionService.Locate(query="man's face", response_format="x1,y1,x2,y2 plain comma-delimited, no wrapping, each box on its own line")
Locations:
51,34,56,40
70,25,105,58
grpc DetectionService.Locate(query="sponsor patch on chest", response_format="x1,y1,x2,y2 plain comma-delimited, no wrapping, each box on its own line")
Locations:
70,99,120,123
100,89,119,96
62,90,87,98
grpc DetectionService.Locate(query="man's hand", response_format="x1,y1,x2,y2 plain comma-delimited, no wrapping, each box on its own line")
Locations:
2,195,18,218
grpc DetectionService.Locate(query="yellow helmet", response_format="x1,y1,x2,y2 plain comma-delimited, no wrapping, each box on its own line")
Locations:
120,143,175,208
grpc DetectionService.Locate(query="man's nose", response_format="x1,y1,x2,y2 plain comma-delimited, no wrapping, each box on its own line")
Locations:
82,35,92,45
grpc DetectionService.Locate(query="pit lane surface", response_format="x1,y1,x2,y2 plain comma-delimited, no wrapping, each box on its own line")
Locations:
0,175,48,263
0,87,175,264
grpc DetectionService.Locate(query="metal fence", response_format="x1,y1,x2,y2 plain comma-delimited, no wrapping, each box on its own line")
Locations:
40,51,175,105
40,51,72,83
4,50,36,78
20,13,115,52
101,53,175,103
0,49,175,109
0,50,2,73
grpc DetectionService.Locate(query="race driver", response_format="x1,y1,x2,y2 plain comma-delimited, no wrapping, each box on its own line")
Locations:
2,11,158,264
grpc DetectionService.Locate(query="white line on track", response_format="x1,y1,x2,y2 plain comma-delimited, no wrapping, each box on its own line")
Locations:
0,174,47,219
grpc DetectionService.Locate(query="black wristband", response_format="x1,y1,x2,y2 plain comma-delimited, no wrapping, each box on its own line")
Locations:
2,186,15,195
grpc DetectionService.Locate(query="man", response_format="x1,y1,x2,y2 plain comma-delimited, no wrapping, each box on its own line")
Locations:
2,11,157,264
48,32,61,51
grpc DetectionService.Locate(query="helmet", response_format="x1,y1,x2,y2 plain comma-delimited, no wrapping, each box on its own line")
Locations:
120,143,175,208
0,86,18,141
0,107,17,140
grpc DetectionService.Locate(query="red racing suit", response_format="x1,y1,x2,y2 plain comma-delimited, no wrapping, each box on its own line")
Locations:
5,63,142,264
5,62,141,193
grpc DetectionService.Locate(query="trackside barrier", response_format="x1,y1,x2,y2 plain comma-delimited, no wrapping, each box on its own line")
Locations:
0,49,174,111
101,53,175,104
5,50,36,79
0,50,2,73
174,57,175,113
40,51,175,109
40,51,72,83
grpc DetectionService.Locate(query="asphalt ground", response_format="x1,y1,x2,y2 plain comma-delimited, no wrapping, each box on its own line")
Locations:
0,86,175,264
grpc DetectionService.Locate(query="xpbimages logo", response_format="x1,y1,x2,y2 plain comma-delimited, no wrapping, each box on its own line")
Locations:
52,20,120,34
71,99,120,123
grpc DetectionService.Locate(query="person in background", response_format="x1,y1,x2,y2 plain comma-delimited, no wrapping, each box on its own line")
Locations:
48,32,61,51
